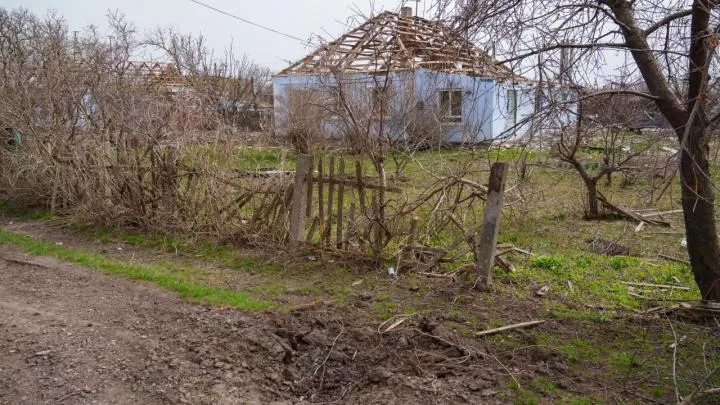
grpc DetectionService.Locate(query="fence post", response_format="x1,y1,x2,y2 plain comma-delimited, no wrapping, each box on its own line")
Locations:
474,162,507,290
290,154,313,246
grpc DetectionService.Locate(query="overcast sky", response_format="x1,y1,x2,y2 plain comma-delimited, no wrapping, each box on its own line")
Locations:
1,0,427,72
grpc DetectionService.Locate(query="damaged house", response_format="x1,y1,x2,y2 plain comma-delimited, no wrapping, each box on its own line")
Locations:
272,7,538,145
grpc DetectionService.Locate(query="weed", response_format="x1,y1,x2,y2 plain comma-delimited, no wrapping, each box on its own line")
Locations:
531,255,564,271
509,380,541,405
560,338,601,363
529,376,557,393
610,256,629,270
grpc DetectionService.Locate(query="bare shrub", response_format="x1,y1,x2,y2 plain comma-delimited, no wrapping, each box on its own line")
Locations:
0,7,284,243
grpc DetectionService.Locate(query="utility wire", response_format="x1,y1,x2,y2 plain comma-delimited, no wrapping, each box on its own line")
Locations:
188,0,312,46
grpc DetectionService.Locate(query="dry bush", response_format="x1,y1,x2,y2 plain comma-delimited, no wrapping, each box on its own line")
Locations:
0,7,286,243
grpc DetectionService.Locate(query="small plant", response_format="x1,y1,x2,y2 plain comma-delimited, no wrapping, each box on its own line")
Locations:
610,256,628,270
531,255,564,271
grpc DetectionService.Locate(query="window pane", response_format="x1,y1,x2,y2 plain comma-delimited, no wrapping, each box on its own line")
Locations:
451,90,462,117
440,91,450,112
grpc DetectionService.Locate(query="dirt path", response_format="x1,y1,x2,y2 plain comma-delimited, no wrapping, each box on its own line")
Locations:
0,245,298,404
0,243,504,405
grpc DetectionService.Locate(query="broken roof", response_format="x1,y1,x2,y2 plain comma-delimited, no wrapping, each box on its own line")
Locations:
278,10,515,79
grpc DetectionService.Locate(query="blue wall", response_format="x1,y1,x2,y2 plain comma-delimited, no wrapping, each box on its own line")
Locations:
272,68,538,143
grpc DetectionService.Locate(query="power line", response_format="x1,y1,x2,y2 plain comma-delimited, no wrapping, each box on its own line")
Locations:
188,0,312,46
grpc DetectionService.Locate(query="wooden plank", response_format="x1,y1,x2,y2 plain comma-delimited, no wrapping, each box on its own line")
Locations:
355,160,366,217
289,154,312,246
325,157,335,245
475,320,545,337
318,157,325,236
622,281,691,290
408,217,418,246
346,202,356,250
306,157,314,217
310,176,401,193
473,162,507,290
371,189,382,254
336,159,345,249
306,216,320,242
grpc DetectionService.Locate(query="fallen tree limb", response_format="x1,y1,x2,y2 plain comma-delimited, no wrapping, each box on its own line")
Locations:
622,281,691,291
658,254,690,265
0,256,51,269
475,320,546,337
597,194,671,227
641,209,683,218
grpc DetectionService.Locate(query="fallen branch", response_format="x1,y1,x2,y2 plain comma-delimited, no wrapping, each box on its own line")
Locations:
496,246,533,256
640,209,683,218
495,255,515,272
658,254,690,265
475,320,546,337
0,256,51,269
623,281,691,291
418,271,458,279
313,322,345,377
598,194,671,227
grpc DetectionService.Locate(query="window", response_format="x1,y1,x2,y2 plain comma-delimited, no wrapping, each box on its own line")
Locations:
439,90,462,122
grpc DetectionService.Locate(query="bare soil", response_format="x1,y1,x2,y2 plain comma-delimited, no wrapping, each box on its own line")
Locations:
3,216,716,404
0,243,517,404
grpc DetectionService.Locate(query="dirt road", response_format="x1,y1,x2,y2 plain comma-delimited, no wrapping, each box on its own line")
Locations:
0,244,300,404
0,244,499,405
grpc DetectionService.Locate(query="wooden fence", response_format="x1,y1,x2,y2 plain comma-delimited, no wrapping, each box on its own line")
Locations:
289,154,399,256
287,154,508,288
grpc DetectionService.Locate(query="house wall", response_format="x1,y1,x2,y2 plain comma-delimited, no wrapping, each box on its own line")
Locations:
272,69,540,143
491,82,536,140
272,71,415,140
413,69,495,143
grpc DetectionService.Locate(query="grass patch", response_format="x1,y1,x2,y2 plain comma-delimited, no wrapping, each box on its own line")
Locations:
0,227,278,311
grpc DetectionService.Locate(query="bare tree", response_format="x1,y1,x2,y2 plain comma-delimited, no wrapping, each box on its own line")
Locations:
439,0,720,300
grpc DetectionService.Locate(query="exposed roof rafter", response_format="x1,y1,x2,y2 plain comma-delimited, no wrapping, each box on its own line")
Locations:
279,11,516,79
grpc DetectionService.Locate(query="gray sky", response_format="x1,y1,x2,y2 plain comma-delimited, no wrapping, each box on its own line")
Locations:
1,0,420,72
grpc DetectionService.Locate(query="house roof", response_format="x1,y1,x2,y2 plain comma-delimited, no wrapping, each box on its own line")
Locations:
278,10,516,79
126,61,185,88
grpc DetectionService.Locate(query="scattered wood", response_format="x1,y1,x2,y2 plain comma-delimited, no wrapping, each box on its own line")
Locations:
417,271,458,279
586,237,630,256
622,281,691,291
378,314,414,334
597,194,671,227
497,246,533,257
536,285,550,296
495,255,515,272
475,320,546,337
310,176,401,193
0,256,51,269
658,254,690,265
641,209,683,218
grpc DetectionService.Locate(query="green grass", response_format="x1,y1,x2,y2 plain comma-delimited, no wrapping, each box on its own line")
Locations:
502,250,700,315
0,227,277,311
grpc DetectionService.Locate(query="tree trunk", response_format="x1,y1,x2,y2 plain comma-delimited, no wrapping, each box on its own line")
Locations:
679,125,720,300
585,178,601,219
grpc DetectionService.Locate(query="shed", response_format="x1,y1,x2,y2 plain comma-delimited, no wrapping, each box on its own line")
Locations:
272,7,537,144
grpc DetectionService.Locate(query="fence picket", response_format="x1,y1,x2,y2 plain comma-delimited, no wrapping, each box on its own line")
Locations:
324,157,335,245
336,159,345,249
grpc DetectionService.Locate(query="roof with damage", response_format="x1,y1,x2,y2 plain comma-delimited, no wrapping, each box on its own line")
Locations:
278,10,515,79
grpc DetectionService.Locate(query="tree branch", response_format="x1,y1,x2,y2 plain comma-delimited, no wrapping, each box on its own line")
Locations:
643,9,693,36
580,89,661,101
